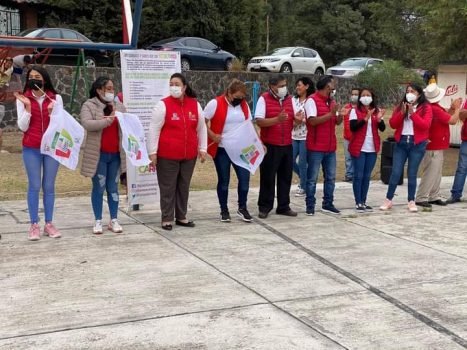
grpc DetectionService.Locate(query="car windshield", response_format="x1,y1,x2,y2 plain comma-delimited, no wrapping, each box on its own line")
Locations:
338,58,368,67
268,47,294,56
20,29,44,38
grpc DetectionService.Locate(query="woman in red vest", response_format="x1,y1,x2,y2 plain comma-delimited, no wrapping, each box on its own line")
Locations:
14,66,62,241
380,83,432,212
348,88,386,212
205,79,253,223
148,73,207,230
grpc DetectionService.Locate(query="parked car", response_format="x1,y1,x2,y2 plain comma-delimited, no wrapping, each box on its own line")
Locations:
17,28,112,67
247,47,325,74
326,57,383,78
145,37,236,71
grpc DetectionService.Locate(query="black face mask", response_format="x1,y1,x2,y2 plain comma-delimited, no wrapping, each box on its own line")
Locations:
28,79,43,91
231,97,243,107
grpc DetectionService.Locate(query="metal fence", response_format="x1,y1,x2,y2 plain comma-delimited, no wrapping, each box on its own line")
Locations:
0,7,21,36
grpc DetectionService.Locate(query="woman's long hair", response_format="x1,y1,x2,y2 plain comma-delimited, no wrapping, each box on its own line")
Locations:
170,73,196,98
24,65,57,94
294,77,316,98
89,76,111,99
357,87,378,113
398,83,428,118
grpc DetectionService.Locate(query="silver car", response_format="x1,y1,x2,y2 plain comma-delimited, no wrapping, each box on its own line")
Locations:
326,57,383,78
247,47,325,74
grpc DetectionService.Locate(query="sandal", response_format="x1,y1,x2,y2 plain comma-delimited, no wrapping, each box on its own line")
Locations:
175,220,195,228
161,223,173,231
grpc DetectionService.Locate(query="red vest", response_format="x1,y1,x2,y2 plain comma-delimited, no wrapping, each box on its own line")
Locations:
343,103,353,141
306,92,337,152
22,89,56,148
348,107,381,157
207,95,249,158
158,96,199,160
259,92,294,146
427,103,451,150
389,103,432,144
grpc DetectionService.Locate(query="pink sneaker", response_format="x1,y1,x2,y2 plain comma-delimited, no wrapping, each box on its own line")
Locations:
28,223,41,241
379,198,393,211
44,222,62,238
407,201,418,212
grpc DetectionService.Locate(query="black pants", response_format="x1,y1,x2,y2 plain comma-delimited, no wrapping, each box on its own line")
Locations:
258,144,293,213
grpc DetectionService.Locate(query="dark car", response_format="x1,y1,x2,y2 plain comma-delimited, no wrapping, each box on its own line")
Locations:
146,37,236,71
18,28,112,67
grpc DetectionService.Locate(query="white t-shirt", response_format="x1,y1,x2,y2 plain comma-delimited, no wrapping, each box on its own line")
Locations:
204,97,252,147
402,104,417,136
254,96,267,119
292,96,307,140
304,98,317,118
349,109,375,152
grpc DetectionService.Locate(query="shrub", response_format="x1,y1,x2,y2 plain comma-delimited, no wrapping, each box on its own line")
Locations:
356,60,424,107
230,58,245,72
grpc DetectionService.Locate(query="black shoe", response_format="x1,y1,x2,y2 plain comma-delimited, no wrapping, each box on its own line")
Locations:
429,199,447,206
237,208,253,222
415,201,432,208
306,207,315,216
344,177,353,182
220,211,231,222
276,209,298,217
161,223,173,231
321,204,340,215
175,220,195,227
363,204,373,212
258,211,269,219
355,204,365,213
446,197,461,204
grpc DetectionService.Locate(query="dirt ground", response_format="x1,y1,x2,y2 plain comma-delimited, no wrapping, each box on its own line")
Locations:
0,128,462,201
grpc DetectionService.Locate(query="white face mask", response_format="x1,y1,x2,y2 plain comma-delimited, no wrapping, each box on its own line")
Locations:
276,86,288,99
406,92,417,104
360,96,373,106
350,95,358,104
330,89,336,98
170,86,183,98
103,92,114,102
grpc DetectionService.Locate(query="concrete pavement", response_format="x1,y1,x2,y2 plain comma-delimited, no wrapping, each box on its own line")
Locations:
0,177,466,349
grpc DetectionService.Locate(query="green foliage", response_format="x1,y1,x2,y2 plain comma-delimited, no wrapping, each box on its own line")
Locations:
356,60,424,107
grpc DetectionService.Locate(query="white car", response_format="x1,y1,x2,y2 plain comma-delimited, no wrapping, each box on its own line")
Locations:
247,47,325,74
326,57,383,78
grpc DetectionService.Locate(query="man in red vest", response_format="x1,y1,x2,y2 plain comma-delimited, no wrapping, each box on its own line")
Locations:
255,75,297,219
305,75,346,215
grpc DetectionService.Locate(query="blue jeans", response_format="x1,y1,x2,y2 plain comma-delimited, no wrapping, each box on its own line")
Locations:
292,139,307,189
386,136,427,201
213,147,250,211
451,141,467,199
352,152,377,205
91,152,121,220
343,139,354,179
22,147,60,223
306,151,336,209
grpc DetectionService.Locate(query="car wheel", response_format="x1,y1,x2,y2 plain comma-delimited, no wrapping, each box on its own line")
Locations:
84,56,97,68
315,68,324,76
181,58,191,72
280,63,292,73
225,58,233,71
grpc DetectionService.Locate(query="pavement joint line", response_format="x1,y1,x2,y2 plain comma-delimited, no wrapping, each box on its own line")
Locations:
0,302,270,341
125,213,350,350
256,219,467,349
341,215,467,262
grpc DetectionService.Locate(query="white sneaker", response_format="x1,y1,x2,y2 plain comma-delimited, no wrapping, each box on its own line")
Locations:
295,188,306,197
379,199,393,211
108,219,123,233
93,220,103,234
408,201,418,212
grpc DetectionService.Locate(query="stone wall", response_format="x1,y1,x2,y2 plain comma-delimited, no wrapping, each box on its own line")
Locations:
0,66,366,129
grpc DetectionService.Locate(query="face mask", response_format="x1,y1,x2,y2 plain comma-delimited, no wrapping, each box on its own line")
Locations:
170,86,183,98
103,92,114,102
28,79,43,90
360,96,373,106
276,86,288,99
406,92,417,104
350,95,358,104
231,97,243,107
330,89,336,98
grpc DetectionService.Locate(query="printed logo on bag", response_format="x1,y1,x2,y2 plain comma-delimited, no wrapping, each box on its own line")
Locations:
127,134,142,160
51,129,73,158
